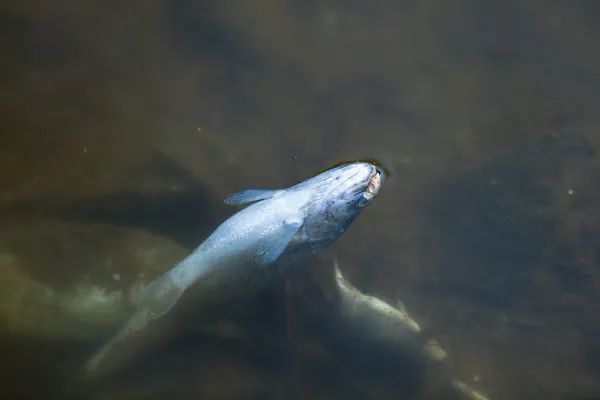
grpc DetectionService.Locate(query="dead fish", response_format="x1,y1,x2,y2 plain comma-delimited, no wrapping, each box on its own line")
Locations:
83,160,387,377
329,256,491,400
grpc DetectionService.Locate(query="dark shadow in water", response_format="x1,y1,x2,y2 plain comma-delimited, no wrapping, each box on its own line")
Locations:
165,1,260,67
420,129,595,309
0,334,93,399
0,270,291,399
69,337,283,399
0,150,229,250
0,150,239,398
163,0,271,135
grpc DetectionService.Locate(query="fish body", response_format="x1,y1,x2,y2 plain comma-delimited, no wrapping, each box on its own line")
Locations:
333,256,422,338
327,256,425,364
83,161,385,376
329,257,490,400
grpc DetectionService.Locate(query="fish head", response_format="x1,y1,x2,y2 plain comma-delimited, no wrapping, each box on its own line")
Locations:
296,159,388,241
321,159,386,215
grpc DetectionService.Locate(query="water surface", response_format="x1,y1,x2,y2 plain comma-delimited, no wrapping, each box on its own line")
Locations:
1,1,600,399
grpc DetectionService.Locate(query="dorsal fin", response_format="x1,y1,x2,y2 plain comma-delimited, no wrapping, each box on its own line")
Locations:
333,255,360,293
223,189,282,205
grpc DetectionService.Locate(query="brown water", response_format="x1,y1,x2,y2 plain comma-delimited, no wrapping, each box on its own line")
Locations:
1,1,600,399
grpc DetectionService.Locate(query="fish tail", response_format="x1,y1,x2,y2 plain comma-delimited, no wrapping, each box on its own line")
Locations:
80,274,185,378
81,308,151,378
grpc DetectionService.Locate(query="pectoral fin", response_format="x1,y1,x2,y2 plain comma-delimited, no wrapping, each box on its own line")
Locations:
396,299,407,312
255,219,302,265
224,189,282,205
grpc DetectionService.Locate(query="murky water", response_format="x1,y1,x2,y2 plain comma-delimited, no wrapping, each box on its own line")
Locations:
1,1,600,399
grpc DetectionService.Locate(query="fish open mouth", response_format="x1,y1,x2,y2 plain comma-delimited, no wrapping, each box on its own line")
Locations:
358,168,382,208
366,168,382,197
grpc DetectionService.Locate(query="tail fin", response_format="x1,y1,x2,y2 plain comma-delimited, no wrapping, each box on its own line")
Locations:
81,274,184,378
